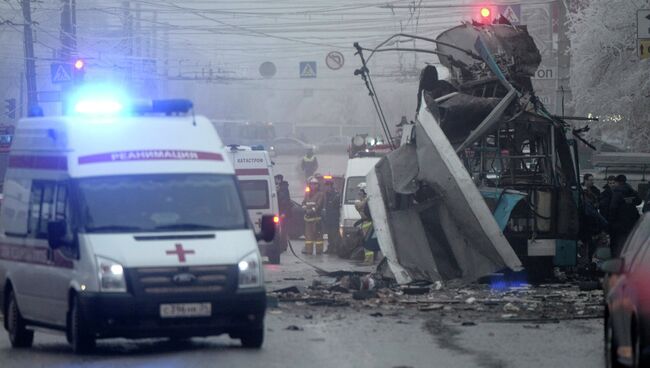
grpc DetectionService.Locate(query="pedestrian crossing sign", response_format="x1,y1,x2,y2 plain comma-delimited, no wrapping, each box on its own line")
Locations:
497,4,521,25
300,61,317,78
50,63,72,84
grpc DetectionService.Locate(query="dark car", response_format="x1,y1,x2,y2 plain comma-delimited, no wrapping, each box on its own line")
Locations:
602,213,650,367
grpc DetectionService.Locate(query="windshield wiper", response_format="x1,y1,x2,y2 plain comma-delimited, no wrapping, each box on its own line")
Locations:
86,225,146,233
154,223,219,231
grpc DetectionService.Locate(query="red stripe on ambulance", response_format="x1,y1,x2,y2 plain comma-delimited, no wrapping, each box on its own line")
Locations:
9,155,68,170
0,243,73,269
78,150,224,164
235,168,270,176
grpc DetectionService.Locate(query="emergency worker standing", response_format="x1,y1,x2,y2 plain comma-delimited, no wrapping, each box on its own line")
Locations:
323,180,342,254
355,183,369,221
301,148,319,180
355,183,375,264
302,177,325,255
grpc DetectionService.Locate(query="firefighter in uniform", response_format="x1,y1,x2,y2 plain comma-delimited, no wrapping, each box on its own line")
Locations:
302,177,325,255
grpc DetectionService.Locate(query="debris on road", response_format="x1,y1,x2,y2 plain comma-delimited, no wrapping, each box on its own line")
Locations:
286,325,304,331
269,273,604,323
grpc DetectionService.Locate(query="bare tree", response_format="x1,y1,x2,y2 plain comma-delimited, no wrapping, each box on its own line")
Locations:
567,0,650,151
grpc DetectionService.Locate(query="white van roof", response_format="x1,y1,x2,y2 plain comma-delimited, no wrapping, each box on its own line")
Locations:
9,115,233,178
227,146,273,176
345,156,381,178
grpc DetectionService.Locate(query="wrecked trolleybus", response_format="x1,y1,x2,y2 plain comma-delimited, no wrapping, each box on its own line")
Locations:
355,19,584,282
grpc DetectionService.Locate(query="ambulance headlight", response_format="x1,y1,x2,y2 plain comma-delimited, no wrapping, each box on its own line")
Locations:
97,256,127,292
238,251,262,288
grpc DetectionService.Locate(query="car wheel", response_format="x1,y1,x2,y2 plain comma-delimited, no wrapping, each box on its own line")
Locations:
69,296,95,354
240,327,264,349
607,315,624,368
6,291,34,348
268,251,281,265
633,321,646,368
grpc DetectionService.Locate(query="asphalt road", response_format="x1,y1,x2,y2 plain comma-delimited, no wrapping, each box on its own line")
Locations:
0,247,604,368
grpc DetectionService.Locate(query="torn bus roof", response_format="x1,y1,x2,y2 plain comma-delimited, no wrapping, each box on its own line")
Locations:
366,95,522,284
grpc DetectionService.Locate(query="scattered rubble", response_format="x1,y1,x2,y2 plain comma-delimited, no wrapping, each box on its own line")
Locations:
269,272,604,323
285,325,304,331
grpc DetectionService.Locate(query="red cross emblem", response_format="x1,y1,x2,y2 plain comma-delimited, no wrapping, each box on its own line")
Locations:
165,243,195,263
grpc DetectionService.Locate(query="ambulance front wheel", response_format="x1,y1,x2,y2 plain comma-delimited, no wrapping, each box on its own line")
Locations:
6,290,34,348
268,251,281,265
267,235,284,264
239,326,264,348
69,295,96,354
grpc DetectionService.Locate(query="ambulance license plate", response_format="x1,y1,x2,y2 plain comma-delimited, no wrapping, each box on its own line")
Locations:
160,303,212,318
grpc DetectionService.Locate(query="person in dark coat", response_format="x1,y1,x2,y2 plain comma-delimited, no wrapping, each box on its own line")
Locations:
275,175,292,220
582,173,601,200
608,175,642,255
275,175,292,252
581,188,608,259
599,175,616,220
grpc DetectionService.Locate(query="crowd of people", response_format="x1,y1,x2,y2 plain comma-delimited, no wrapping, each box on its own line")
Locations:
581,173,648,258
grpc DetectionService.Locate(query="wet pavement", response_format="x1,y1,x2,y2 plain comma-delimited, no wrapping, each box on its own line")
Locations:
0,243,603,367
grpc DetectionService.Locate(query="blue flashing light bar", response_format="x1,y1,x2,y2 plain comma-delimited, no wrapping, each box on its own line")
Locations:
130,99,194,115
65,84,194,117
74,99,123,115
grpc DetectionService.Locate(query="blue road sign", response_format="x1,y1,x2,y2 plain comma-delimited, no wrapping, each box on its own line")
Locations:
50,63,72,84
300,61,317,78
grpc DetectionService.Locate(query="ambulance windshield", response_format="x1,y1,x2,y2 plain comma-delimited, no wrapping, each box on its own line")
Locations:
344,176,365,204
76,174,247,233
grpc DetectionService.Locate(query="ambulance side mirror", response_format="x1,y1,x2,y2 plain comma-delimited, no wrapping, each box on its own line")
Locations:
257,215,276,242
47,220,67,249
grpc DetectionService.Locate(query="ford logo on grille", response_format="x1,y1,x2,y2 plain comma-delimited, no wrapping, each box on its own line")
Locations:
172,273,197,284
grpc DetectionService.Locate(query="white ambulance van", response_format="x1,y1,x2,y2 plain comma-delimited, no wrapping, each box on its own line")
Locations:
226,145,284,264
0,97,275,353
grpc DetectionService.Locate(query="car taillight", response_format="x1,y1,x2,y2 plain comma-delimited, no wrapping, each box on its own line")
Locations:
273,215,280,224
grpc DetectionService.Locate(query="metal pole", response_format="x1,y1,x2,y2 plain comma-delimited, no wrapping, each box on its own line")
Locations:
21,0,38,112
60,0,76,113
135,2,141,57
19,72,24,118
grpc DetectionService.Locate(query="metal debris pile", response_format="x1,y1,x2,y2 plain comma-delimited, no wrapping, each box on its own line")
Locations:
270,275,604,323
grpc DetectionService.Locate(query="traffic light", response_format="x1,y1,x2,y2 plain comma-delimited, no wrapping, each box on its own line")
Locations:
72,58,85,83
476,6,494,24
4,98,16,119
